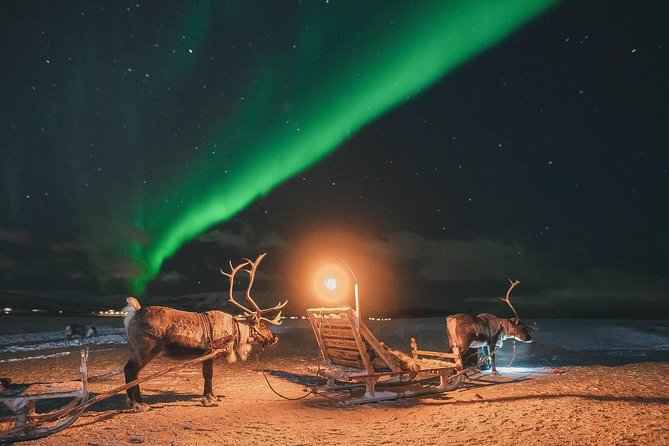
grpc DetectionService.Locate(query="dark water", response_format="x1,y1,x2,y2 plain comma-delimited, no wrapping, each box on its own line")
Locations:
368,317,669,367
0,315,126,364
1,315,668,367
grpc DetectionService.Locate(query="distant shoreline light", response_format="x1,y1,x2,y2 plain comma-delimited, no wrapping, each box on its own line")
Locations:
97,309,127,317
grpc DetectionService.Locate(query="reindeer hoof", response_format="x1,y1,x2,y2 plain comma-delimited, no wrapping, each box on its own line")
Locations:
133,402,150,412
126,398,150,412
201,395,219,407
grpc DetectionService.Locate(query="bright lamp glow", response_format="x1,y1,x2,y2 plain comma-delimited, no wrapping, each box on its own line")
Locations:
312,263,351,302
324,277,337,291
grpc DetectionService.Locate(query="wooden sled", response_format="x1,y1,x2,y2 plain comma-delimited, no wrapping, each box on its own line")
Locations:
0,344,233,443
307,307,463,404
0,349,89,443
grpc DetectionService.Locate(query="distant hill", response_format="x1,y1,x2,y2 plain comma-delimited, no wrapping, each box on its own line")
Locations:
0,290,67,311
2,289,667,319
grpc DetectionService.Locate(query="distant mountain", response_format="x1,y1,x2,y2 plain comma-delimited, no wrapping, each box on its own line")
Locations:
3,289,666,319
0,290,66,311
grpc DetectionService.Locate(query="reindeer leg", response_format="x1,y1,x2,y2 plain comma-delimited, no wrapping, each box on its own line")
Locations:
490,345,500,375
201,358,219,407
124,344,157,412
124,359,150,412
480,345,491,371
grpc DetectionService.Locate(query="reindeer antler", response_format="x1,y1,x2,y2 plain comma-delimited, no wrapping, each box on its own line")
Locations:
259,311,284,325
241,253,287,324
241,253,265,313
501,279,521,320
220,259,253,316
221,253,287,325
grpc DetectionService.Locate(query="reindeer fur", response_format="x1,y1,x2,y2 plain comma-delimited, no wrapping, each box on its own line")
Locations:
123,297,276,411
379,342,420,380
446,313,533,374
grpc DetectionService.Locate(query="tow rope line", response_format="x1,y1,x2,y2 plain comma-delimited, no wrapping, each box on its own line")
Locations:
255,350,319,401
507,340,517,368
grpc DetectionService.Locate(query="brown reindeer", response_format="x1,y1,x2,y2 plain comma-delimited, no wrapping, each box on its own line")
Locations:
446,279,534,374
123,253,286,412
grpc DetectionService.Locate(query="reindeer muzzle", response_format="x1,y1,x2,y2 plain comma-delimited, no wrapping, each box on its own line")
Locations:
249,326,277,346
513,333,532,343
261,335,278,347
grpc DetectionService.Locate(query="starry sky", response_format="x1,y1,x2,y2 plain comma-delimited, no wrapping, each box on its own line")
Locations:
1,0,668,318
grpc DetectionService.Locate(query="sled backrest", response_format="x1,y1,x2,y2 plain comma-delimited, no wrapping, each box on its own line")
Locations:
307,307,400,375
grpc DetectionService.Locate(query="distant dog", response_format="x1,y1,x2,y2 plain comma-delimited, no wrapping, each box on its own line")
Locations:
65,324,97,343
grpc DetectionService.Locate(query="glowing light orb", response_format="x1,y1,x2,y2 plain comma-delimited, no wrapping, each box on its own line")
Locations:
312,262,352,303
324,277,337,291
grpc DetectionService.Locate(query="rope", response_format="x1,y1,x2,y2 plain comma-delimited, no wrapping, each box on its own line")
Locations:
75,347,229,412
1,347,231,442
253,315,332,402
197,312,213,350
88,367,124,381
461,348,497,380
255,351,319,401
506,340,517,368
87,314,228,383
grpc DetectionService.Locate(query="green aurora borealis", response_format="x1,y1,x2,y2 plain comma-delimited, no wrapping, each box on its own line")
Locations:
1,1,559,294
5,0,669,320
128,0,558,293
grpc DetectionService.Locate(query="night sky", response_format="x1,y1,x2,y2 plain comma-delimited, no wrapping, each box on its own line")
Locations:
1,0,667,318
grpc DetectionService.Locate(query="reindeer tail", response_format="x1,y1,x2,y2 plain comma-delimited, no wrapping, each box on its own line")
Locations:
123,297,141,330
125,296,141,311
446,315,458,352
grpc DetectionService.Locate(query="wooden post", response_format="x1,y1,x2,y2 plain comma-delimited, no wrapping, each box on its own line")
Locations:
438,370,447,389
307,311,331,366
410,338,418,359
363,377,378,398
354,282,360,328
80,348,89,399
348,309,375,375
338,257,360,327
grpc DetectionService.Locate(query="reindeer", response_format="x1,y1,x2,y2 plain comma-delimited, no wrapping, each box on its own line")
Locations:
65,324,97,344
123,253,286,412
446,279,534,374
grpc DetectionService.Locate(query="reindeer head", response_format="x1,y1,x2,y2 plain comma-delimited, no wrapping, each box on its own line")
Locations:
506,318,534,343
245,315,279,347
221,253,286,349
502,279,534,343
